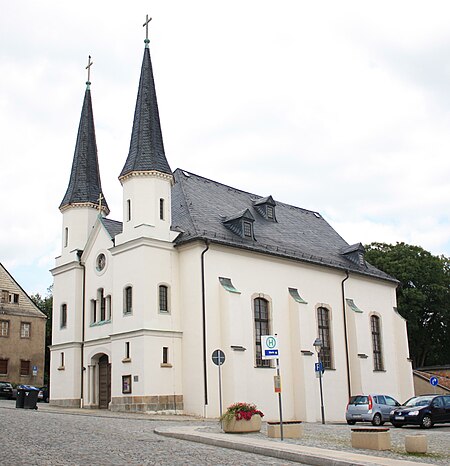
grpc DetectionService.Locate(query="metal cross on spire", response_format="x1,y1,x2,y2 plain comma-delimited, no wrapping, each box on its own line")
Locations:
86,55,93,89
97,192,104,213
143,14,152,46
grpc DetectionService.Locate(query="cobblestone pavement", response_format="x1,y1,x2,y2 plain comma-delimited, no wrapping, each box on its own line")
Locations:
1,399,449,465
0,403,300,465
201,422,450,465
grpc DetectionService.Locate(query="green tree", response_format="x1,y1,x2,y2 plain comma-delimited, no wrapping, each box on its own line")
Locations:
31,286,53,384
365,242,449,368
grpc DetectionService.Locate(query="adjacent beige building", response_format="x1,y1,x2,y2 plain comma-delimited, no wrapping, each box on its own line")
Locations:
0,262,46,386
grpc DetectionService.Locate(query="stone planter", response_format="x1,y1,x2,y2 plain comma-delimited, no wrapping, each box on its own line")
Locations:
351,427,391,451
405,434,427,453
267,421,303,439
222,414,262,433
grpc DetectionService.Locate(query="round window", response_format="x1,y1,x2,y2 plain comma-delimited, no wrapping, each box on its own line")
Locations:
96,253,106,272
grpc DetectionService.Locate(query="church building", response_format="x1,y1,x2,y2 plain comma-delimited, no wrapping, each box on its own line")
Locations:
50,25,414,421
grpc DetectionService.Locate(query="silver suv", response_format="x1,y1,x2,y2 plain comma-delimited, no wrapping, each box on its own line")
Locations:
346,394,400,426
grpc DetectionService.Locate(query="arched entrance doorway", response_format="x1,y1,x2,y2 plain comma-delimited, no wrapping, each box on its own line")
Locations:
98,354,111,409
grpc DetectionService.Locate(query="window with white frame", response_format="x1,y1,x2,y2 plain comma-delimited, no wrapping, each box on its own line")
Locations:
20,322,31,338
0,320,9,337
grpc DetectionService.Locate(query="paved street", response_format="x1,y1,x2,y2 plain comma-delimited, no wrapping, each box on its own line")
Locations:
1,399,449,465
1,402,299,465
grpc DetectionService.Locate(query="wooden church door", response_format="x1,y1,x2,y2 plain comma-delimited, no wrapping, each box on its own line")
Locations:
98,355,111,409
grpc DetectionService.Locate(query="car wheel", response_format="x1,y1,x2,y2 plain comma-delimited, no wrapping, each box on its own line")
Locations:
392,422,403,428
347,420,356,425
420,415,433,429
371,413,382,426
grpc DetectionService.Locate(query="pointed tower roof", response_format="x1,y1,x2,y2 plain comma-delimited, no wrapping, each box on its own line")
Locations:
60,78,109,214
119,39,172,179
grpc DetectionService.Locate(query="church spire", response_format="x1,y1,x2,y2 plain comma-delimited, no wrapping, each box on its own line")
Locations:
119,17,172,179
60,56,109,214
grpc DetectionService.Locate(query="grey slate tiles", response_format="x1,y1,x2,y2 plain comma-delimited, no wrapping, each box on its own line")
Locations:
60,89,109,213
119,46,172,178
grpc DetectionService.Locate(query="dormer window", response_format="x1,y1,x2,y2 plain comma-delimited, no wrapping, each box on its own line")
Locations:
243,221,252,238
341,243,367,268
253,195,277,222
222,209,256,240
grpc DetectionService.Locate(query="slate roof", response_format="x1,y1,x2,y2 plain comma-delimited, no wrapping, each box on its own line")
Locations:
60,88,109,213
171,169,396,283
101,217,123,239
119,45,172,178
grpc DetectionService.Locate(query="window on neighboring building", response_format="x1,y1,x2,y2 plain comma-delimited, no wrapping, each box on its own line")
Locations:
20,322,31,338
371,315,384,371
20,360,30,376
0,320,9,337
9,293,19,304
60,304,67,328
126,199,131,221
159,285,169,313
162,347,169,364
124,286,132,314
254,297,271,367
160,198,165,220
0,358,8,375
1,290,8,304
317,307,332,369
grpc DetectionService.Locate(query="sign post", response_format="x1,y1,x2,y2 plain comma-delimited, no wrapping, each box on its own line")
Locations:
262,335,284,441
212,349,226,422
430,376,438,394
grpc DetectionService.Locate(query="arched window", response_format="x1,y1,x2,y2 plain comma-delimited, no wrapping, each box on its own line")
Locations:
124,286,132,314
254,297,270,367
98,289,106,321
60,304,67,328
371,315,383,371
64,227,69,248
317,307,332,369
159,285,169,313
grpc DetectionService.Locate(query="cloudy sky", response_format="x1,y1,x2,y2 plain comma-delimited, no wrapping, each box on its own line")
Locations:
1,1,450,296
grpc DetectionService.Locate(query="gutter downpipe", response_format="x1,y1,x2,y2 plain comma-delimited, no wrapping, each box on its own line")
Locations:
341,270,351,399
77,250,86,408
201,240,210,416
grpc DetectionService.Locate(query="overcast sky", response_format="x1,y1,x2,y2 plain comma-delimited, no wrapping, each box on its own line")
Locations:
1,1,450,296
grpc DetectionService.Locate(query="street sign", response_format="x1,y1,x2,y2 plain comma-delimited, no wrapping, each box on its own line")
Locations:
430,376,438,386
261,335,279,359
212,349,226,366
32,365,38,376
274,375,281,393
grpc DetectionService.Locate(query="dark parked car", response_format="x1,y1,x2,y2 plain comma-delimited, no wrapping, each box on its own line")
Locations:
390,394,450,429
0,381,13,399
38,386,49,403
346,394,400,426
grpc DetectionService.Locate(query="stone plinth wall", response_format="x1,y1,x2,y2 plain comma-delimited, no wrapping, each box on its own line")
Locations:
49,399,81,408
110,394,183,413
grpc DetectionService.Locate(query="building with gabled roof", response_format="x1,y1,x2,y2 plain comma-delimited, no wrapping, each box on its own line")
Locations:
0,262,46,386
50,24,414,420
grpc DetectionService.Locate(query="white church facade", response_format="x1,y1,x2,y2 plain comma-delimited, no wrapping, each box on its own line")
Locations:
50,30,414,421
